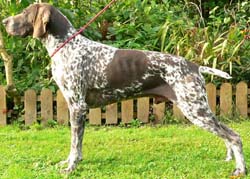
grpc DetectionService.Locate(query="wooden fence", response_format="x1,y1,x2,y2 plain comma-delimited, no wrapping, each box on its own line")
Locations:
0,82,249,126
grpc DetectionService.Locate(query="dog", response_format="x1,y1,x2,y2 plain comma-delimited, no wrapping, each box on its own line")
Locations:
2,3,246,176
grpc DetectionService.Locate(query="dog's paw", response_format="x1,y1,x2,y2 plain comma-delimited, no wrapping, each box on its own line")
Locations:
56,158,69,169
230,168,247,178
58,159,69,166
58,156,82,174
60,164,76,174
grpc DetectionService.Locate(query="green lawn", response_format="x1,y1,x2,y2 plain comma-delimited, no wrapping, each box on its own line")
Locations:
0,122,249,179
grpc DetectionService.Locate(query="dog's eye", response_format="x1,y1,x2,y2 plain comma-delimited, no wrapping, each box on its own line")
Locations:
23,10,26,15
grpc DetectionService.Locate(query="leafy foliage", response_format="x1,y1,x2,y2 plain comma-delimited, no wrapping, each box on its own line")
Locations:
0,0,249,92
0,0,53,92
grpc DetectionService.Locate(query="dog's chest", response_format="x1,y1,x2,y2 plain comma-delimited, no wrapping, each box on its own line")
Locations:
50,42,117,92
51,56,71,91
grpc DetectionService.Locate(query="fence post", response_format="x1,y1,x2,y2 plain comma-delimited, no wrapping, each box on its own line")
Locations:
41,89,53,124
206,83,217,114
236,82,248,117
24,89,37,125
121,99,133,123
0,86,6,126
57,90,69,125
137,97,150,123
106,103,118,124
89,108,102,125
153,101,165,123
220,83,232,116
173,104,184,120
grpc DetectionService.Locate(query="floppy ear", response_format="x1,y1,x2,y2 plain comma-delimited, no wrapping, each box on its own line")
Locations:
33,9,50,38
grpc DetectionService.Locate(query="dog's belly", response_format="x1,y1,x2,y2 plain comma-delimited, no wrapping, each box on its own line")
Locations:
86,86,142,108
86,75,177,108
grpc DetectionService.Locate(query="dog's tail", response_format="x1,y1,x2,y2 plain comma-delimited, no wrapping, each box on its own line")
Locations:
199,66,232,79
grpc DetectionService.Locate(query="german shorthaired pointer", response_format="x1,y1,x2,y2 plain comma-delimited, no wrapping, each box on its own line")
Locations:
2,3,246,176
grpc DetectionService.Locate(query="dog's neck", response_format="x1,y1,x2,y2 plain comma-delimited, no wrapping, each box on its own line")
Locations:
42,26,97,57
41,26,75,55
40,8,117,58
40,8,91,56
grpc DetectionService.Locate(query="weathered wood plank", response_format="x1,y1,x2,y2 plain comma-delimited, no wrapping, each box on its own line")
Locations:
206,83,217,114
220,83,232,116
173,104,184,119
24,89,37,125
56,90,69,125
106,103,118,124
153,101,165,123
0,86,7,126
137,97,149,123
40,89,53,124
236,82,248,117
89,108,102,125
121,100,133,123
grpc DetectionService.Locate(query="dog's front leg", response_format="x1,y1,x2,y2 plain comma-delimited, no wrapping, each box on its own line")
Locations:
61,104,86,173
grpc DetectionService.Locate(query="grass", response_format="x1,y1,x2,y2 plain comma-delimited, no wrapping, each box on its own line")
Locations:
0,122,250,179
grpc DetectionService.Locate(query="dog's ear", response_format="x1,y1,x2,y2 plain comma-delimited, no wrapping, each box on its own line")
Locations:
33,8,50,38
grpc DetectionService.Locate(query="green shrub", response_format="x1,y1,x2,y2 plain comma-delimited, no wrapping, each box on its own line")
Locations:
1,0,249,91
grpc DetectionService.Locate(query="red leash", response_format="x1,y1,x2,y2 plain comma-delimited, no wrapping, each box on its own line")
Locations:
51,0,117,58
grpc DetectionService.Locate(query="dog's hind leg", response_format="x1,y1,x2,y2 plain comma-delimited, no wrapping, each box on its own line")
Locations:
179,104,246,176
225,140,234,162
174,82,246,176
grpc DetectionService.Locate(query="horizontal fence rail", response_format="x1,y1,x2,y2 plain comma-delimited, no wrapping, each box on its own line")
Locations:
0,82,249,126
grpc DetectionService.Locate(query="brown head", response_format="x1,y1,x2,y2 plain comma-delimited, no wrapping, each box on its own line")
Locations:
2,3,71,39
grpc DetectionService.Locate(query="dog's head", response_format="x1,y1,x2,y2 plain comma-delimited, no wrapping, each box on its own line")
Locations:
2,3,70,39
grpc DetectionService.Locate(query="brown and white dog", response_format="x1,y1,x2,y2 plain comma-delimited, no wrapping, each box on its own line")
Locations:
2,3,246,176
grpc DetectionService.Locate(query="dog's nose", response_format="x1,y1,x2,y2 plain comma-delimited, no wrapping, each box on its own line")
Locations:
2,18,9,26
